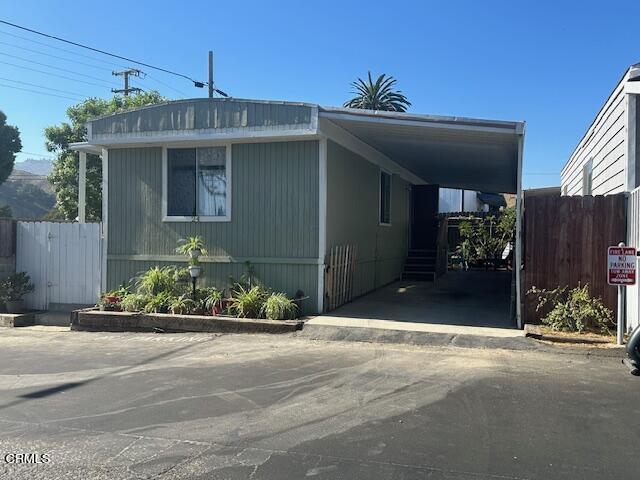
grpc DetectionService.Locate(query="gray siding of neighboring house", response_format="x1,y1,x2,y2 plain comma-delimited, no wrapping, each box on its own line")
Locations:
325,140,409,299
561,80,628,196
107,141,320,314
90,99,315,141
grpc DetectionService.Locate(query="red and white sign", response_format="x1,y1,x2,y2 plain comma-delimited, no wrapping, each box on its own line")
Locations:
607,246,637,286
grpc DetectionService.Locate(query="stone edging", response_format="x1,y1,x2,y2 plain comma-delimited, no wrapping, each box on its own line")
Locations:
71,309,303,334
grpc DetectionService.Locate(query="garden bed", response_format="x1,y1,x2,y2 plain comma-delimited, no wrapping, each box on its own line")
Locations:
524,324,617,346
0,312,35,328
71,308,304,334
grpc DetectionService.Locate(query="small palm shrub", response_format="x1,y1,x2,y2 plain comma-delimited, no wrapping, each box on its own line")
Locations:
262,292,298,320
135,267,178,296
228,284,268,318
144,292,175,314
170,295,196,315
121,294,151,312
527,284,613,334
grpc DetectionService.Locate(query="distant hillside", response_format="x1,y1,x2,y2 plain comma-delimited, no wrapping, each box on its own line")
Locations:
15,158,53,176
0,169,55,219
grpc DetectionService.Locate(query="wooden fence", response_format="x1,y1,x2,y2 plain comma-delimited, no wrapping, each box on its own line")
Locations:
523,192,626,323
0,218,15,257
324,244,358,312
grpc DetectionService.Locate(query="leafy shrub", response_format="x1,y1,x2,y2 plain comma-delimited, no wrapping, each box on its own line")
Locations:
203,288,223,314
173,267,191,284
121,294,150,312
144,292,175,314
228,284,267,318
170,295,196,315
134,266,178,296
176,236,208,257
0,272,34,302
262,292,298,320
527,284,613,334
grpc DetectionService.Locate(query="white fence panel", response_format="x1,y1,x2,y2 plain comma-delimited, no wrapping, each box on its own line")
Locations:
627,187,640,331
16,222,101,310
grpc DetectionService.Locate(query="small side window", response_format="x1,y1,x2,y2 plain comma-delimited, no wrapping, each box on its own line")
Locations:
379,171,391,225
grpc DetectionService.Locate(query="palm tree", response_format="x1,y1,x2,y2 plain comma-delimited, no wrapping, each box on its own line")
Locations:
344,72,411,112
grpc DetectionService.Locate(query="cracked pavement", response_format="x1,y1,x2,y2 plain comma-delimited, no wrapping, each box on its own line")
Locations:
0,329,638,479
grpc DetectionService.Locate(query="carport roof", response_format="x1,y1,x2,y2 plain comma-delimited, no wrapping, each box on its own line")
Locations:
319,106,524,194
70,97,524,194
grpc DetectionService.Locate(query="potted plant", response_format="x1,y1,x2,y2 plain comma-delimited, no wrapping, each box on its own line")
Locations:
176,236,208,260
0,272,35,314
188,258,202,280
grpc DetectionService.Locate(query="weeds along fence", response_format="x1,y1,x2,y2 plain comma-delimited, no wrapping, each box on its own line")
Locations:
523,192,626,324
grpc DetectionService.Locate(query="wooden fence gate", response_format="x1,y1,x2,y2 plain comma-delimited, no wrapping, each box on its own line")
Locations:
324,244,358,312
16,221,102,310
523,192,626,323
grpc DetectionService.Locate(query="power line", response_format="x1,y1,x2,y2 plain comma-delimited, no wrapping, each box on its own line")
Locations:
0,29,125,69
0,60,115,89
0,20,207,87
145,73,188,98
0,82,83,101
0,51,118,86
16,151,54,158
0,76,89,98
0,40,115,71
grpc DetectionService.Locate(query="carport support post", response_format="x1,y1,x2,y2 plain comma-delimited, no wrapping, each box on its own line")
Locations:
78,151,87,224
515,131,525,329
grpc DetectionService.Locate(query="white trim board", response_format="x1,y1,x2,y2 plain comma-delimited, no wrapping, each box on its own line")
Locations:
101,148,108,292
318,118,425,185
88,128,318,147
317,138,327,313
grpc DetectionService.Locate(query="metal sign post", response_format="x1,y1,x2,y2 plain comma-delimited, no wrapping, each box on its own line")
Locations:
607,243,637,345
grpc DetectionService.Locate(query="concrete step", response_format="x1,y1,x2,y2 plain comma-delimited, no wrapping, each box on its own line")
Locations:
401,271,436,281
408,249,436,256
404,262,435,271
300,317,530,350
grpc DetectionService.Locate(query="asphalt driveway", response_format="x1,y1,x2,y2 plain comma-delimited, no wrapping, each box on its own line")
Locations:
0,329,637,479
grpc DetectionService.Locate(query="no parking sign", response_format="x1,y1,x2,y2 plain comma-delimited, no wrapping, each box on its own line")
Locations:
607,246,636,286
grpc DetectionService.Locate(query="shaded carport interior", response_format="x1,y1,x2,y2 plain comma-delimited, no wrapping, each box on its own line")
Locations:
319,107,525,328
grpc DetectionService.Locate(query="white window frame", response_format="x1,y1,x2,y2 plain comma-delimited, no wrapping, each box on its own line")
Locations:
379,169,392,227
162,143,232,222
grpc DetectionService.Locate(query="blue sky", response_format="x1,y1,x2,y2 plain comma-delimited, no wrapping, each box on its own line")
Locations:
2,0,639,188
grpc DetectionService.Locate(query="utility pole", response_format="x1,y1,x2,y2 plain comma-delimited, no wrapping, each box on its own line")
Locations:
112,68,143,96
208,51,214,98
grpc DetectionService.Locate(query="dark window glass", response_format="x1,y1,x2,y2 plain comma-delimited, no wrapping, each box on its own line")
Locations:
167,148,196,216
380,171,391,224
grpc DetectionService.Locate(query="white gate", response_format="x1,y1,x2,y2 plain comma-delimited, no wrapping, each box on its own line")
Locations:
627,187,640,331
16,222,102,310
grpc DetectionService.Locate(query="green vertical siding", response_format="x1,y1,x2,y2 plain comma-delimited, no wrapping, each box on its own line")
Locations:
325,140,409,298
107,140,319,313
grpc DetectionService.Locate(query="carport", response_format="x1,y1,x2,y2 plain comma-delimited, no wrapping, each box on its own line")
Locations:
318,107,525,328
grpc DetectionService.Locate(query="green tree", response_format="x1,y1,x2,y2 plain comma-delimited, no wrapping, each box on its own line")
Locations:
0,111,22,185
457,207,516,270
0,204,11,218
45,92,166,220
344,72,411,112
